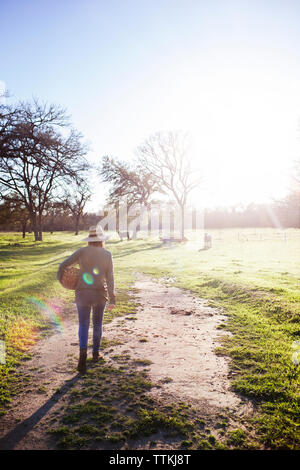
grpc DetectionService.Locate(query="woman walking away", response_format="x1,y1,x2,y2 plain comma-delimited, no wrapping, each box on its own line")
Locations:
57,226,116,374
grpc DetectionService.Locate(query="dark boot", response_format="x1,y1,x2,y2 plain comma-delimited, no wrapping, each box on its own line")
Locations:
77,348,87,373
92,351,99,363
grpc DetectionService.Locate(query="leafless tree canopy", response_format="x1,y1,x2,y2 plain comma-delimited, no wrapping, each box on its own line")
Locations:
0,99,89,240
99,155,159,207
136,131,202,207
136,130,202,238
60,180,92,235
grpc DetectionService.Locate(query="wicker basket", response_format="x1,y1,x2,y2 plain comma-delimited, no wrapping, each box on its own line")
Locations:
60,266,79,290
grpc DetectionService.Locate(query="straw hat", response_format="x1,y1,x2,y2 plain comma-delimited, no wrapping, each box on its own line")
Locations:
83,225,111,242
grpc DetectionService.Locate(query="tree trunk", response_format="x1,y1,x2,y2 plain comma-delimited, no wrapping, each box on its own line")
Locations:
180,204,185,240
115,204,119,233
37,213,43,241
147,204,151,237
170,209,174,239
159,211,162,238
75,214,80,235
21,221,27,238
29,212,39,242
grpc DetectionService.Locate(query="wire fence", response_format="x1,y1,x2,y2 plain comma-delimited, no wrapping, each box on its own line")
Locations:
211,229,300,242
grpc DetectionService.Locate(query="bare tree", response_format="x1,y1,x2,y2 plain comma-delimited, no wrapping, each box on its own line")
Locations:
99,155,160,235
0,197,30,237
60,181,92,235
136,130,202,239
100,156,158,206
0,99,89,241
1,194,30,237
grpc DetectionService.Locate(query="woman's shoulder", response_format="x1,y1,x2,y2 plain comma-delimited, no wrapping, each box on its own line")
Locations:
102,247,112,258
70,247,84,257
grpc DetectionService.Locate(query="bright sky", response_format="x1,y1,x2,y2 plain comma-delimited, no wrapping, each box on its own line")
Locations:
1,0,300,211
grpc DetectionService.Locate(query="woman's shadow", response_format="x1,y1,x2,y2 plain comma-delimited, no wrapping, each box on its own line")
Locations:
0,374,81,450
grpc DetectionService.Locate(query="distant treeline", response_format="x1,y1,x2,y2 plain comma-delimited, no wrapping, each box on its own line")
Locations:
0,210,100,234
204,195,300,229
1,193,299,234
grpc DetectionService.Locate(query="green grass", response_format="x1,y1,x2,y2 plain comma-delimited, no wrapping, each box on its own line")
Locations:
0,231,137,408
108,228,300,449
0,229,299,449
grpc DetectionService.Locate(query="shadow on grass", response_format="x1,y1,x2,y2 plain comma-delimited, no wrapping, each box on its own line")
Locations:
112,242,162,259
0,374,81,450
0,246,76,262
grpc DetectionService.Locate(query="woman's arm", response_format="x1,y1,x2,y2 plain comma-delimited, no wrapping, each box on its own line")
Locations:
57,249,81,281
106,253,116,306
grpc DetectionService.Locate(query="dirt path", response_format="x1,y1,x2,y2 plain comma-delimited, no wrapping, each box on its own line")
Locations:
106,274,244,411
0,274,251,449
0,313,79,450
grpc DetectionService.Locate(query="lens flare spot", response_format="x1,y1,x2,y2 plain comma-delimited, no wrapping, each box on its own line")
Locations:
92,267,100,275
82,272,94,285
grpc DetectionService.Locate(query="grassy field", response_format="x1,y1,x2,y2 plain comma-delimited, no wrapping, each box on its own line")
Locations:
0,229,299,449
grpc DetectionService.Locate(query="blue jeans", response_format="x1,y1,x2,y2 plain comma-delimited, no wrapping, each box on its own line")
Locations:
76,301,106,352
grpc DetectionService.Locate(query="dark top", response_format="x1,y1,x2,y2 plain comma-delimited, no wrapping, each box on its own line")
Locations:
57,245,116,306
